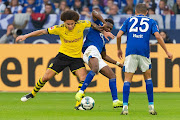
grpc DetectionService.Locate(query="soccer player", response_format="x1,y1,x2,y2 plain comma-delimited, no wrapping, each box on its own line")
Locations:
75,10,124,108
116,3,173,115
16,10,114,107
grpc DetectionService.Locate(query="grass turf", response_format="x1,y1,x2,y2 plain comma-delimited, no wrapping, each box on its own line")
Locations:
0,92,180,120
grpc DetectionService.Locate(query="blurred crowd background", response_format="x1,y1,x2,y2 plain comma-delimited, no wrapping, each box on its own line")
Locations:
1,0,180,16
0,0,179,44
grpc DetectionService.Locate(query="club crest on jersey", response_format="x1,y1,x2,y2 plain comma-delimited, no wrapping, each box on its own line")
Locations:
50,26,54,30
156,25,159,31
86,20,90,24
49,63,53,68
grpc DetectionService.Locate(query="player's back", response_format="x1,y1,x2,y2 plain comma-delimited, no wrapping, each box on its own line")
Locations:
121,15,159,58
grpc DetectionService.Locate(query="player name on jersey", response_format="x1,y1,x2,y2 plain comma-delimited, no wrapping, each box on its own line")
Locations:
133,34,143,38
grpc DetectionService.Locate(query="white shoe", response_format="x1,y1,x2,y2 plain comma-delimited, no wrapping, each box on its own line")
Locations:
21,93,34,102
149,105,157,115
120,105,128,115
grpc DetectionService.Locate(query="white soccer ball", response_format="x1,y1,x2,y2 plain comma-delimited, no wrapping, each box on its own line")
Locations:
81,96,95,110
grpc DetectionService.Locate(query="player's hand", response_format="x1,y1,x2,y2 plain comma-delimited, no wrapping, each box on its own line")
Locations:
16,35,27,42
102,23,108,30
166,52,173,59
118,63,123,68
117,49,123,59
103,31,115,41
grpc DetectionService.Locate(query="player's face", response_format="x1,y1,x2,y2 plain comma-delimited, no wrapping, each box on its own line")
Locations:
105,22,113,32
64,20,76,30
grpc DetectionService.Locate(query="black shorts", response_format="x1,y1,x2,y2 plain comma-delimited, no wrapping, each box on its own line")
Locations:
48,52,85,75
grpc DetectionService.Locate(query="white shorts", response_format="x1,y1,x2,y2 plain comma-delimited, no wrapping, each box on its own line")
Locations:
123,55,151,73
83,45,107,72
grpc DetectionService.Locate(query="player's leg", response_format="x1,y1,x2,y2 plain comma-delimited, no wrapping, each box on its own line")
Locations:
21,69,56,102
21,52,69,102
69,57,87,110
143,69,157,115
100,65,123,108
73,67,87,110
75,46,100,101
75,57,98,101
121,55,138,115
120,72,133,115
139,55,157,115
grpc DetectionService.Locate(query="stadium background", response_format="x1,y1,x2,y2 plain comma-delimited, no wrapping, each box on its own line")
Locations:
0,0,180,92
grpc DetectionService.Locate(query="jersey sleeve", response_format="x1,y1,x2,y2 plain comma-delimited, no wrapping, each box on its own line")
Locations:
151,20,159,34
119,18,129,33
47,25,59,35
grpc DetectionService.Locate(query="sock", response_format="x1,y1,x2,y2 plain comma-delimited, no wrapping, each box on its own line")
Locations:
109,78,118,101
75,81,85,107
80,70,95,91
123,81,131,106
145,79,154,105
31,77,47,97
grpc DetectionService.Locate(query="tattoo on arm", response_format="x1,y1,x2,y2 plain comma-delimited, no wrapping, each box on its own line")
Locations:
91,23,101,31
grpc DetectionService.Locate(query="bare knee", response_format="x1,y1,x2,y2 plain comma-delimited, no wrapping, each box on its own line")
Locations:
42,75,51,82
109,74,116,79
79,74,87,81
91,66,99,74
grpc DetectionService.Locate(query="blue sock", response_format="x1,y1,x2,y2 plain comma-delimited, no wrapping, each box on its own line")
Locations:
145,79,154,105
123,81,130,106
109,78,118,101
80,71,95,91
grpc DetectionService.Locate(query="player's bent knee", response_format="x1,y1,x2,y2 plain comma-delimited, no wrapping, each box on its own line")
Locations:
42,75,51,82
92,68,98,74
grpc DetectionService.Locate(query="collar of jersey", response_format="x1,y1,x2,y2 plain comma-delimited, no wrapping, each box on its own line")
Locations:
136,14,146,17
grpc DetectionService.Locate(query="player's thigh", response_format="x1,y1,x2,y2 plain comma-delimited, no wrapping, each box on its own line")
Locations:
83,45,101,70
143,69,151,80
89,57,99,72
138,55,151,73
123,55,138,73
74,67,87,81
100,65,116,79
48,52,70,76
70,58,87,81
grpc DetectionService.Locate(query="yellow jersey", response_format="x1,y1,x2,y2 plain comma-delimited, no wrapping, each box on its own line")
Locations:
47,20,91,58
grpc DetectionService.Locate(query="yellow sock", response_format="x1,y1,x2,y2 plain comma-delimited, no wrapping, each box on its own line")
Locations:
75,81,85,107
31,77,46,97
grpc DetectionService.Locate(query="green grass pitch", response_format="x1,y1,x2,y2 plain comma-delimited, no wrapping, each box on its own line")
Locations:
0,92,180,120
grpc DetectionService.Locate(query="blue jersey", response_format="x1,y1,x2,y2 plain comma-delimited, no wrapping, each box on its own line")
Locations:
82,19,108,54
120,14,159,58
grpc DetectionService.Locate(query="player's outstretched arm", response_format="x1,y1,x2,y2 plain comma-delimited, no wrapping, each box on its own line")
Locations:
117,30,124,59
16,29,48,42
92,10,107,26
101,51,123,68
154,32,173,59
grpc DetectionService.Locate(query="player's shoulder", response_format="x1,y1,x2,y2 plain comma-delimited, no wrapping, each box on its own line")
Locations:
52,24,65,29
76,20,91,24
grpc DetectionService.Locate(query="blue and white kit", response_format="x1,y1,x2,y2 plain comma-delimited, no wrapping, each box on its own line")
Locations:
82,19,109,71
120,14,159,73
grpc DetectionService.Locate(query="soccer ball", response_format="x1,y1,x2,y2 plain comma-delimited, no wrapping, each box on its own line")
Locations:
81,96,95,110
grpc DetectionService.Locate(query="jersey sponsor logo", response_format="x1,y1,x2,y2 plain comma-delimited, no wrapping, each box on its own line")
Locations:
64,36,83,43
133,34,143,38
